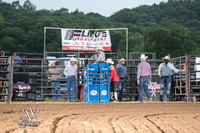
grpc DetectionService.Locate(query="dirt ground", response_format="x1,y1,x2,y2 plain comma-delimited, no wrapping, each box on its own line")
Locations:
0,102,200,133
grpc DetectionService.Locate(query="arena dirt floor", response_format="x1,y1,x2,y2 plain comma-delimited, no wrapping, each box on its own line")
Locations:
0,102,200,133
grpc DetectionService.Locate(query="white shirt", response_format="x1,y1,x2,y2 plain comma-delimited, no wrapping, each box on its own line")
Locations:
63,64,77,76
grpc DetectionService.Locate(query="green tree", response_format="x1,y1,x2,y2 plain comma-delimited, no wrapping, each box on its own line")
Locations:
0,36,15,51
144,19,197,58
12,0,21,9
23,0,36,10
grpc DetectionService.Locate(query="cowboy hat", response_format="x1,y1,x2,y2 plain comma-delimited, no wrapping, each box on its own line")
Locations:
105,58,114,65
118,58,126,63
162,55,170,60
96,46,104,51
139,54,148,60
69,57,77,62
49,61,56,66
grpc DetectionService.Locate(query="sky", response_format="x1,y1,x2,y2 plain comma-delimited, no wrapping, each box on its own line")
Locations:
4,0,168,17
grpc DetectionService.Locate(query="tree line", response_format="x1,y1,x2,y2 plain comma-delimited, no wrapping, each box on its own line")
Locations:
0,0,200,58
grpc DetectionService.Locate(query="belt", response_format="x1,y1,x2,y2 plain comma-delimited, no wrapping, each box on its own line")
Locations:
120,77,125,79
68,75,75,78
161,76,170,78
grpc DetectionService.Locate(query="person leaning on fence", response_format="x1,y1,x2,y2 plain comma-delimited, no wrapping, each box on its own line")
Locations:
158,55,180,102
89,46,105,64
64,57,78,102
48,61,64,100
137,54,152,103
106,58,119,102
11,50,22,72
115,58,130,101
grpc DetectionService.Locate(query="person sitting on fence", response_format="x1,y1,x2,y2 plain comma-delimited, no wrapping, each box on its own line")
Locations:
115,58,130,101
106,58,119,102
64,57,78,102
137,54,152,103
48,61,64,100
158,55,180,102
89,46,105,64
11,50,22,72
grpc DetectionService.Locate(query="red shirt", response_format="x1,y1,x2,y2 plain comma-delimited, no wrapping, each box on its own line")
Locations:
109,65,119,82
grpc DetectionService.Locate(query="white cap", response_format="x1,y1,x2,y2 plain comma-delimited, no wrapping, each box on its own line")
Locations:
139,54,148,60
69,57,77,62
96,46,104,51
49,61,55,66
118,58,126,63
162,55,170,60
105,58,114,64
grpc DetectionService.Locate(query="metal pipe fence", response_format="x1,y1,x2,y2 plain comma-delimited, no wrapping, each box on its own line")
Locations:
1,51,200,102
0,56,13,103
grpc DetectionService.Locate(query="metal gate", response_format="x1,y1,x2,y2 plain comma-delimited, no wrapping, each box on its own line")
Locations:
0,55,13,103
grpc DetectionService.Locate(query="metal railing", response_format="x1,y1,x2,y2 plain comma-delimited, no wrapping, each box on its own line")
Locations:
10,52,119,101
188,55,200,101
1,50,200,102
0,56,13,103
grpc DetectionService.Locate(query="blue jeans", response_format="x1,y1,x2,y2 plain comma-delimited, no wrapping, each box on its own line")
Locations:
137,76,151,102
67,76,76,101
159,76,172,101
51,81,61,100
118,79,124,101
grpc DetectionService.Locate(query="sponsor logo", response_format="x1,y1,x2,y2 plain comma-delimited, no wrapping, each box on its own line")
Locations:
90,90,98,95
101,90,107,95
18,106,40,128
88,68,95,70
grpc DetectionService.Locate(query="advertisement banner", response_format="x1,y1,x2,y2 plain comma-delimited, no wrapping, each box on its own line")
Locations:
61,29,111,51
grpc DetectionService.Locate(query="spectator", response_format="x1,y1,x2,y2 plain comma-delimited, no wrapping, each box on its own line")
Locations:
105,58,119,102
158,55,180,101
11,50,22,72
48,61,63,100
137,54,152,103
115,58,130,101
90,46,105,64
64,57,78,102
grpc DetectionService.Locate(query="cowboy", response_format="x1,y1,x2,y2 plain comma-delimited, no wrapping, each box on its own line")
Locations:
48,61,63,100
137,54,152,102
89,46,105,64
158,55,180,101
64,57,78,102
106,58,119,102
11,50,22,72
115,58,130,101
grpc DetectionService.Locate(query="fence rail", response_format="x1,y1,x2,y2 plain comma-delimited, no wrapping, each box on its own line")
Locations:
0,56,13,103
1,51,200,102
